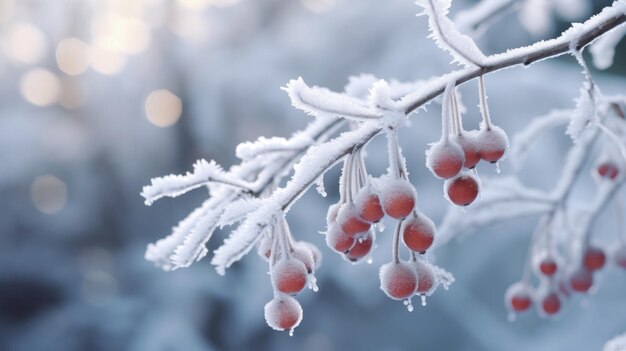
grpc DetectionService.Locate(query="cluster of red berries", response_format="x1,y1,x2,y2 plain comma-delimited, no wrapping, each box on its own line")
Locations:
504,242,626,318
426,84,508,207
258,219,321,333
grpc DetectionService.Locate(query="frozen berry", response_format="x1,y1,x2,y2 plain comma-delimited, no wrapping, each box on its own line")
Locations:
536,253,558,277
540,292,561,316
505,282,532,313
613,244,626,269
300,242,322,270
379,261,417,300
569,268,593,293
597,162,619,180
477,125,508,163
583,246,606,271
337,203,370,237
380,179,416,219
293,243,315,273
326,203,341,225
271,258,308,295
346,231,374,262
454,130,481,169
402,212,435,253
414,260,436,295
264,294,303,331
325,224,355,253
445,172,479,206
355,187,384,223
426,140,465,179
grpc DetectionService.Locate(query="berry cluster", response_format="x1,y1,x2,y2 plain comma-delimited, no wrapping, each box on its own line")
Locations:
426,80,508,207
506,158,626,319
259,218,321,333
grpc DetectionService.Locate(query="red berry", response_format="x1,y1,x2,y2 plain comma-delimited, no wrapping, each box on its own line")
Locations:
477,125,508,163
337,203,370,237
264,294,303,331
613,244,626,269
379,261,417,300
445,172,479,206
537,255,558,277
325,224,355,253
454,131,481,169
426,139,465,179
300,242,322,270
597,162,619,180
540,292,561,316
583,246,606,271
569,269,593,293
380,179,416,219
355,187,384,223
271,258,308,295
293,243,315,273
414,260,436,295
402,212,435,253
345,231,374,262
505,282,532,313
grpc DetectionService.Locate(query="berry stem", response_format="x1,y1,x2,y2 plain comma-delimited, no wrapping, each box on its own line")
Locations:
615,193,626,245
277,216,292,259
393,220,403,264
451,89,463,136
440,81,455,142
522,216,549,283
387,128,402,179
357,147,370,188
477,75,493,130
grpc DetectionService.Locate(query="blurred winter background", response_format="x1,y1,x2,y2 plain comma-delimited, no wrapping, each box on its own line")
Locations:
1,0,626,350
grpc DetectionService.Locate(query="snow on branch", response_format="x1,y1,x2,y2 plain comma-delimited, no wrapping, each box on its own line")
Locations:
416,0,488,67
604,331,626,351
454,0,517,37
283,77,383,121
211,122,381,274
141,159,252,206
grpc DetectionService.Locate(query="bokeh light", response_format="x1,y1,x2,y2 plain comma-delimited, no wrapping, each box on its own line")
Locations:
91,15,151,55
19,68,61,107
300,0,337,13
144,89,183,127
0,0,14,23
30,175,68,214
56,38,89,76
89,44,127,75
2,22,47,64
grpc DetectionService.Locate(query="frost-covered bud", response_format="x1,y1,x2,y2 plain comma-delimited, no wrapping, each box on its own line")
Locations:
354,186,384,223
271,257,308,295
345,231,374,262
426,139,465,179
257,234,273,261
264,294,303,331
505,282,533,313
379,261,417,300
477,124,509,163
444,171,479,206
379,179,416,219
402,212,435,254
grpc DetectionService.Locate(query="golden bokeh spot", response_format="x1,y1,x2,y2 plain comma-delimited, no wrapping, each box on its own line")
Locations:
56,37,89,76
3,22,47,64
19,69,61,107
145,89,183,127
